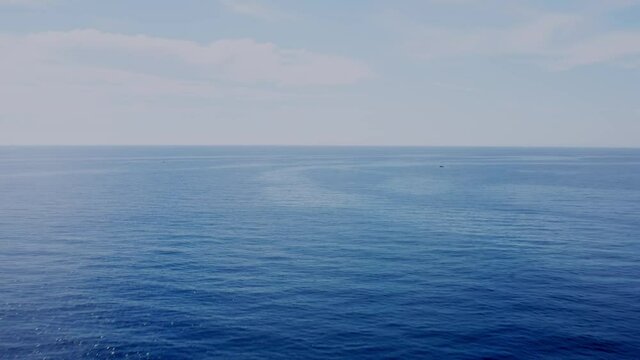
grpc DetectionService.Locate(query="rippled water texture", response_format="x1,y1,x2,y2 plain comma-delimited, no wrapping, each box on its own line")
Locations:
1,147,639,359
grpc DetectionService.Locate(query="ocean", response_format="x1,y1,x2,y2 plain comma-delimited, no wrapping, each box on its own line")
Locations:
1,146,639,359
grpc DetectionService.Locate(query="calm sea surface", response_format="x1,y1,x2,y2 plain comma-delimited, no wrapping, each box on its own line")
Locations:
1,146,639,359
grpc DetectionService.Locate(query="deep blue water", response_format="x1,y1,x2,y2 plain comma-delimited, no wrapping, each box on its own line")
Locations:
1,146,640,359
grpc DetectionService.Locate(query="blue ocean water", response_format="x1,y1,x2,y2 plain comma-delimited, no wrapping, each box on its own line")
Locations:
1,146,639,359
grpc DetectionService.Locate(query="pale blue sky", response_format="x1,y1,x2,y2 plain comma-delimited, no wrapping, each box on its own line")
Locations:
1,0,639,146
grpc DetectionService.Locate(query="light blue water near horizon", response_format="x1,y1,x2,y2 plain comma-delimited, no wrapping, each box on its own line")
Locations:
1,146,639,359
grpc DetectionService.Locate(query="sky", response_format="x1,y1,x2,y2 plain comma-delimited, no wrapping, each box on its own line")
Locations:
1,0,639,146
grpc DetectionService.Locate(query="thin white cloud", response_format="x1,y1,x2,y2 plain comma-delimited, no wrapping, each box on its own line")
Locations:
218,0,291,21
0,0,51,6
0,29,371,144
557,31,640,69
1,29,371,87
406,14,582,60
391,2,640,70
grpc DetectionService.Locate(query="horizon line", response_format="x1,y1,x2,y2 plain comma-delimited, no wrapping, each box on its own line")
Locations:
1,144,639,150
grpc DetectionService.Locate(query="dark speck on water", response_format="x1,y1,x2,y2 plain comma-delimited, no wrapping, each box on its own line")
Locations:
1,146,639,359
